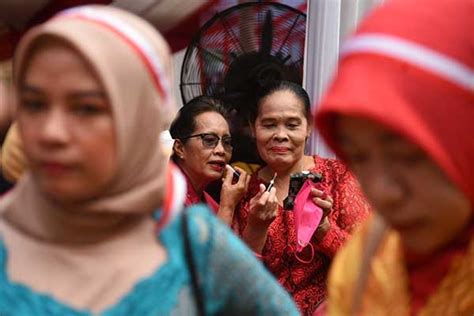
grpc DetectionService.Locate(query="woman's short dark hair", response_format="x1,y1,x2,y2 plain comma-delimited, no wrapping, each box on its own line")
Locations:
249,81,311,124
169,95,229,141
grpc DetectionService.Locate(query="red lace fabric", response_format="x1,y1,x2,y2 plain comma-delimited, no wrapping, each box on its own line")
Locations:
233,156,371,315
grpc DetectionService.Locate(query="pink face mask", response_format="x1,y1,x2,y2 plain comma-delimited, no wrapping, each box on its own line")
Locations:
293,179,323,263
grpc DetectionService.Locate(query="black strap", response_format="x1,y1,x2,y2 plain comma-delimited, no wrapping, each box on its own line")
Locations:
181,208,206,316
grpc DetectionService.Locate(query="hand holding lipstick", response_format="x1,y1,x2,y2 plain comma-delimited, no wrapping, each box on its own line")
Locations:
248,177,279,228
218,165,250,225
244,179,279,253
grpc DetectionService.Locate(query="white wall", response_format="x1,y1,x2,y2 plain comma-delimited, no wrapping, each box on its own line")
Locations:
304,0,385,158
172,49,186,110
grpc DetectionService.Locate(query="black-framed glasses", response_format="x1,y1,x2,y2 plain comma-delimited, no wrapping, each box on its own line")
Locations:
183,133,233,152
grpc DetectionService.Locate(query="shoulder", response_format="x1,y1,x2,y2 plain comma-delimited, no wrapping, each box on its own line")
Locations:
164,204,215,241
311,155,357,189
312,155,349,175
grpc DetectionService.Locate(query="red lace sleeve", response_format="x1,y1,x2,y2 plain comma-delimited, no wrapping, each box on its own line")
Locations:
312,156,371,257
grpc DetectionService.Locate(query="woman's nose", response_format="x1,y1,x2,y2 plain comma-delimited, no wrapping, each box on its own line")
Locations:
212,139,226,155
39,109,70,144
362,166,404,213
273,126,288,141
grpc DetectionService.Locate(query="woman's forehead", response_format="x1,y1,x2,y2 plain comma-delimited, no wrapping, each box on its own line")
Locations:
193,111,229,130
336,116,421,151
259,90,306,116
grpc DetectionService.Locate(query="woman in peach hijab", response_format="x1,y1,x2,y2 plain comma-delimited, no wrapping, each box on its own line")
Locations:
0,5,298,315
316,0,473,314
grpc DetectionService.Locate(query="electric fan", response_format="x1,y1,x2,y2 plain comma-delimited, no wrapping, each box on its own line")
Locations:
180,1,306,165
180,1,306,114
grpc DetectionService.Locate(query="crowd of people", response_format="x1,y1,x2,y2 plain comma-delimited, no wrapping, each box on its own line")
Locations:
0,0,472,315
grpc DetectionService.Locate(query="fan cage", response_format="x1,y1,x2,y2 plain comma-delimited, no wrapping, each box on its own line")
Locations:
180,1,306,109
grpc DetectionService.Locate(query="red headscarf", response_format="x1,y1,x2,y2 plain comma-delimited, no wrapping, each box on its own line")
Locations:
315,1,473,312
315,0,474,205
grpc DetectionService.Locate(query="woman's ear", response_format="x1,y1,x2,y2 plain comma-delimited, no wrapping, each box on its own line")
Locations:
305,121,313,140
248,123,256,139
173,139,185,160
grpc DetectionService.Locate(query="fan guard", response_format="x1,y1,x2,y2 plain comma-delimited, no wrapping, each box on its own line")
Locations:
180,1,306,114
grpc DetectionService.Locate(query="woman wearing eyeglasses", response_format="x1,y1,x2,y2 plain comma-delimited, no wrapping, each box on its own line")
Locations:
170,96,250,225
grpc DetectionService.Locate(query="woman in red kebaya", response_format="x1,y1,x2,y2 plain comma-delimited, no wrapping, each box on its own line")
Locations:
170,96,250,224
233,81,370,315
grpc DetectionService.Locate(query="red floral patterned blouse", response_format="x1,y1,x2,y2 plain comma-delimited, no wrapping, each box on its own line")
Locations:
232,156,371,315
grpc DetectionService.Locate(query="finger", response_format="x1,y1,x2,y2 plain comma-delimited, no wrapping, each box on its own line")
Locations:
268,201,279,219
317,217,330,232
268,186,277,200
236,169,248,185
259,190,271,205
311,188,327,199
223,165,234,183
233,166,246,175
244,173,251,191
251,183,266,202
263,190,278,214
313,197,333,210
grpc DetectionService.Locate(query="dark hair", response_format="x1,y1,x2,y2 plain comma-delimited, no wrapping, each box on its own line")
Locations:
249,81,311,124
169,96,229,140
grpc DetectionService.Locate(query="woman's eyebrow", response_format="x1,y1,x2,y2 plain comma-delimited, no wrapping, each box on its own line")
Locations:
20,84,106,100
259,117,276,122
380,133,409,146
69,91,106,99
20,84,42,94
287,117,302,121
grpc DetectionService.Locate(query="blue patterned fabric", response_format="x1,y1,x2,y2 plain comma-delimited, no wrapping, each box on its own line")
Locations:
0,204,299,315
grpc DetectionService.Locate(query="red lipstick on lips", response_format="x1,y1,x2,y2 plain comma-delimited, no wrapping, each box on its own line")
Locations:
271,146,289,153
41,161,70,176
208,161,225,172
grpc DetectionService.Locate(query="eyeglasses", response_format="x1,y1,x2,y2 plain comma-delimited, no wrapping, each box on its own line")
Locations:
183,133,233,152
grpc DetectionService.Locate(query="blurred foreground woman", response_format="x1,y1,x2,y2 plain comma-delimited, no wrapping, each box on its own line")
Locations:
316,0,474,315
0,6,298,315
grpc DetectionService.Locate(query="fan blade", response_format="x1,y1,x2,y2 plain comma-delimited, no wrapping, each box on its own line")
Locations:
260,9,273,58
276,14,301,59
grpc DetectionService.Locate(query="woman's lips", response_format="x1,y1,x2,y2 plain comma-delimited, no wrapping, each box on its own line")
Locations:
391,219,423,232
41,162,71,176
270,146,289,153
208,161,225,172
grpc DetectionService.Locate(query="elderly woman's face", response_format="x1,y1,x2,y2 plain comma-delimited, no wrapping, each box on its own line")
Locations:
17,43,117,203
178,111,232,190
254,89,310,170
337,116,471,254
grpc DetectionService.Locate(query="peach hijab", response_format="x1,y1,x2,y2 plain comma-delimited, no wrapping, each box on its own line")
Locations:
0,5,183,311
7,5,177,216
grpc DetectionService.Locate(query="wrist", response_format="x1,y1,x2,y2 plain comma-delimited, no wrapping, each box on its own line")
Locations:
243,224,269,253
218,204,235,214
247,217,273,231
217,206,235,225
